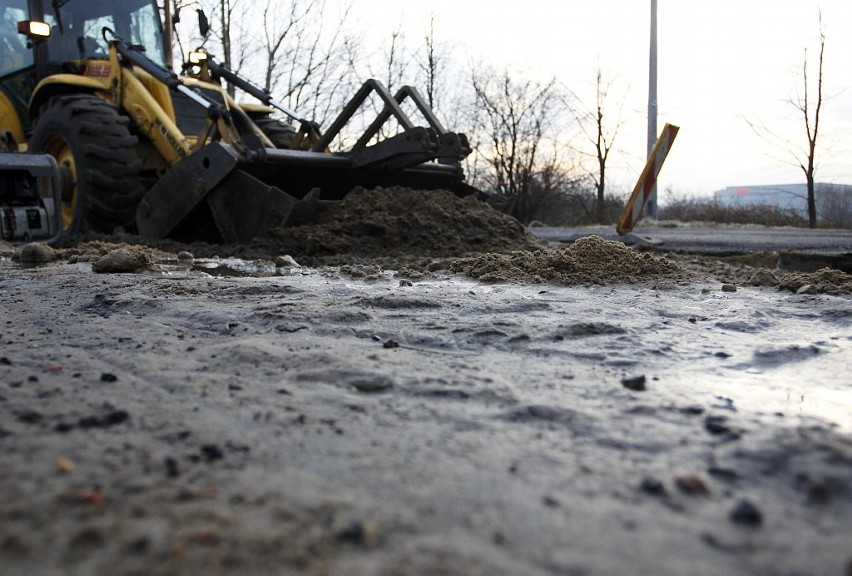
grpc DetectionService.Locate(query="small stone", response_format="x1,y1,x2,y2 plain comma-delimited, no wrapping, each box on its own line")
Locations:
200,444,224,462
69,526,104,547
796,284,816,295
640,477,667,496
92,249,150,273
17,410,42,424
335,521,378,548
383,339,400,349
18,242,57,264
729,499,762,526
351,377,393,393
100,373,118,383
621,374,646,392
399,279,413,287
57,457,75,473
721,284,737,293
274,255,300,268
704,415,731,435
748,269,778,287
164,457,180,478
177,251,194,261
675,475,709,495
78,410,129,429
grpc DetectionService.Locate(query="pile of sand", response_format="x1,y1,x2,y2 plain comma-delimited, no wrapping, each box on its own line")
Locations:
776,268,852,295
54,187,539,266
450,235,689,285
257,187,538,264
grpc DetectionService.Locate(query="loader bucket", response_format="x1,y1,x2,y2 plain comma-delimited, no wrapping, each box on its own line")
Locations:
135,78,477,243
135,139,474,243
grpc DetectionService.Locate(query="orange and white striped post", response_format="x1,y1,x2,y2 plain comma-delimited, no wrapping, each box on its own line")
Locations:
616,123,679,235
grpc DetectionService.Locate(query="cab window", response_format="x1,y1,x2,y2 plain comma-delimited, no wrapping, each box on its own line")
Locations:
1,5,33,76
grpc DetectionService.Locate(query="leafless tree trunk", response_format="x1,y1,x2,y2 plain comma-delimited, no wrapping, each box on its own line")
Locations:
741,15,826,229
568,68,626,223
798,28,824,229
419,16,440,110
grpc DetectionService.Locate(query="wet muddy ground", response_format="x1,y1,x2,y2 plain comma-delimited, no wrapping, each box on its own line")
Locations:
1,190,851,575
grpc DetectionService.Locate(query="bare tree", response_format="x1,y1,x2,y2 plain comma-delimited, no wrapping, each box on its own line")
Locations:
418,16,441,109
257,0,361,124
470,65,562,223
797,25,825,228
568,67,627,223
742,15,826,228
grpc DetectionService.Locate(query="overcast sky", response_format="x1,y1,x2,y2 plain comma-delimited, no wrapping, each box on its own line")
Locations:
337,0,852,198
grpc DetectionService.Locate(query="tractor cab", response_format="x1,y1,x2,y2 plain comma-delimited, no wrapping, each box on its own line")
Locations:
37,0,165,70
1,0,165,144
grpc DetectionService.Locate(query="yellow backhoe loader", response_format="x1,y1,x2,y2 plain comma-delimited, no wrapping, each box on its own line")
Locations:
0,0,474,243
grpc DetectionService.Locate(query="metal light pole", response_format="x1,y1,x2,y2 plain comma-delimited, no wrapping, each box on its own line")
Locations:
646,0,658,218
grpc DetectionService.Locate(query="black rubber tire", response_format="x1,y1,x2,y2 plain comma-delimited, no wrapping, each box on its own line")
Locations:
29,94,146,235
253,117,296,149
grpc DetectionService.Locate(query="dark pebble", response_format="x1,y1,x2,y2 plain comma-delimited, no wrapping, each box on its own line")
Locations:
335,521,377,547
126,536,151,554
640,477,667,496
0,357,11,366
730,499,762,526
69,526,105,547
164,457,180,478
100,373,118,383
621,375,646,391
675,475,709,495
17,410,43,424
680,405,705,416
228,384,243,391
704,415,731,435
78,410,130,429
707,467,740,481
201,444,224,462
383,339,400,349
55,422,74,433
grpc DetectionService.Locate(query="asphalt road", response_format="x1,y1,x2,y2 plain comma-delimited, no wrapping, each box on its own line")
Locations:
529,225,852,273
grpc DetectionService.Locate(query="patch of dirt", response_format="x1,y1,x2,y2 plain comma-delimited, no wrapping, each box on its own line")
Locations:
450,235,690,285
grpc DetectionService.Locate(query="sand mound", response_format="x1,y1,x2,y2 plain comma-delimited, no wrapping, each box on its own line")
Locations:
53,187,539,266
258,187,537,263
450,235,689,285
777,267,852,295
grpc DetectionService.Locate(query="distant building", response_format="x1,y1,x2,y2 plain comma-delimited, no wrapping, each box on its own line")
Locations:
714,183,852,220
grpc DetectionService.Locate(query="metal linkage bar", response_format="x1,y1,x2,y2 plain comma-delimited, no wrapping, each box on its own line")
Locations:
310,79,416,153
354,85,447,150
